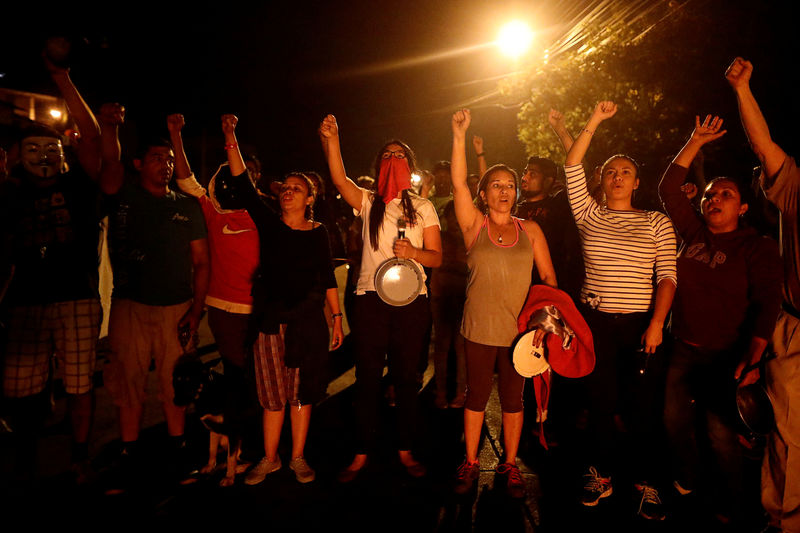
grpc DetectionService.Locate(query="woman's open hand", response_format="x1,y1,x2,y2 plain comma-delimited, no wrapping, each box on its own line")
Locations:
690,115,726,146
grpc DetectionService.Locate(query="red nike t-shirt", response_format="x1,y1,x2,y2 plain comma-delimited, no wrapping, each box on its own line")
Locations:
199,196,260,313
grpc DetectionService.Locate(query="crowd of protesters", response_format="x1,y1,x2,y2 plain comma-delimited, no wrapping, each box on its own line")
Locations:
1,53,798,532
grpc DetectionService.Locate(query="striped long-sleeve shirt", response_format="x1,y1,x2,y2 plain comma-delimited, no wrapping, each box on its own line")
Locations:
565,164,677,313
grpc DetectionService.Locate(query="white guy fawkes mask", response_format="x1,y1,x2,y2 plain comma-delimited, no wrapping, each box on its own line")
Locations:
21,136,65,179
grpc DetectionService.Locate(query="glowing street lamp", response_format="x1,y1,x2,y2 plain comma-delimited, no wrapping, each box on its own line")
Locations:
49,108,63,120
497,20,534,59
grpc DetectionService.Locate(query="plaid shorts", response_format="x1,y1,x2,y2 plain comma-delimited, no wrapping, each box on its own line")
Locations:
253,325,301,411
3,298,102,398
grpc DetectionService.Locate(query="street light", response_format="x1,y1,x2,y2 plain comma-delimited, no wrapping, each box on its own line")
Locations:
497,20,534,59
49,108,63,120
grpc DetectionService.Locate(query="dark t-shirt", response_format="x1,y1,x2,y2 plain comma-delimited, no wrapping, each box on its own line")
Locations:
231,171,337,334
1,167,103,305
517,191,584,300
106,180,207,306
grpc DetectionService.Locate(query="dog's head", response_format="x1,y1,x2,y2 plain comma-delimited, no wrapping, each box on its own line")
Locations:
172,355,207,407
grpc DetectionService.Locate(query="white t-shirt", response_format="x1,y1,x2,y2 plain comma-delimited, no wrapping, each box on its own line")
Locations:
355,189,440,295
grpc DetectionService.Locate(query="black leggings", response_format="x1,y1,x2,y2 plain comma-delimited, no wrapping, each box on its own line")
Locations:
581,307,666,479
352,292,431,453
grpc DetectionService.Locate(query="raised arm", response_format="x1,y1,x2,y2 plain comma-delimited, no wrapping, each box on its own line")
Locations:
726,58,786,177
660,116,726,239
167,114,192,181
98,103,126,195
548,109,574,154
44,55,101,179
472,135,488,176
221,114,246,176
565,101,617,167
673,115,727,169
451,109,483,244
318,115,363,211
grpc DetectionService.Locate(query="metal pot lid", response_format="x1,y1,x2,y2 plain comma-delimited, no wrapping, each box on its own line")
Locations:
374,258,424,306
736,383,775,436
512,330,550,378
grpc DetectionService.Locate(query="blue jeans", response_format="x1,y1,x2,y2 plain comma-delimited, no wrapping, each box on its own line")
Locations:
664,338,744,516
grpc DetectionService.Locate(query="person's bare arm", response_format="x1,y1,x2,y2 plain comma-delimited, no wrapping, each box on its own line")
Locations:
566,101,617,166
167,114,192,181
326,287,344,350
548,109,574,153
472,135,488,176
673,115,727,169
726,58,786,177
221,114,247,176
178,238,210,335
45,56,101,179
98,103,125,195
318,115,363,211
641,279,676,354
525,220,557,288
452,110,483,245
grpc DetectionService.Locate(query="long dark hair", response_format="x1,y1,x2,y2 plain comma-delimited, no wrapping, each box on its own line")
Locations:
368,140,419,251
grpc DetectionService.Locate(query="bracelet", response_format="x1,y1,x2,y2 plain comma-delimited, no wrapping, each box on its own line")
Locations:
224,142,238,150
476,152,485,158
582,129,594,135
332,312,343,319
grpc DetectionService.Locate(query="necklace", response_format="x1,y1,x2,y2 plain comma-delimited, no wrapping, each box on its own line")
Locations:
492,220,507,243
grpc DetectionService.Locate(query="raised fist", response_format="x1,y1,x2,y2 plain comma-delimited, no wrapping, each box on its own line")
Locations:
167,114,185,134
99,103,126,126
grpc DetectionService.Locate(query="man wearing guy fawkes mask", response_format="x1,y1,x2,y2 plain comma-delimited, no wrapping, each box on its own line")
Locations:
0,60,104,484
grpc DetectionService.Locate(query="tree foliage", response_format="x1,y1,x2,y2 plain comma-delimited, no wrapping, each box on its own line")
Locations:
506,0,759,208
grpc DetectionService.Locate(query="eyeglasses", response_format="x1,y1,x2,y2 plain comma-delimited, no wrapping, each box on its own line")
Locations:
381,149,406,160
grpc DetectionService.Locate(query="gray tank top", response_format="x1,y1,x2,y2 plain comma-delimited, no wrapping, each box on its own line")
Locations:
461,216,534,346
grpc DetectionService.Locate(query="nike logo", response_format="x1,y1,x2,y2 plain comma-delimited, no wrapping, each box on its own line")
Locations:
222,224,254,235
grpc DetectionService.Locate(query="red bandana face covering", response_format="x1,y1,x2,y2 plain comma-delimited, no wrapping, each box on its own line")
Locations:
377,156,412,204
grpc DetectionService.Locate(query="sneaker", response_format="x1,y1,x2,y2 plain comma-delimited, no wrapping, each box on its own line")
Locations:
496,462,526,499
635,483,665,521
244,456,282,485
673,480,693,496
581,466,613,506
454,459,480,494
289,456,315,483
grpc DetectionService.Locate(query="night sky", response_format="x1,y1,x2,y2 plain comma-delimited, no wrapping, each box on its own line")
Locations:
2,0,798,182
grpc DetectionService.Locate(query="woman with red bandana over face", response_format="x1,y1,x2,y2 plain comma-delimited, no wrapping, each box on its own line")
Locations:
319,115,442,482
